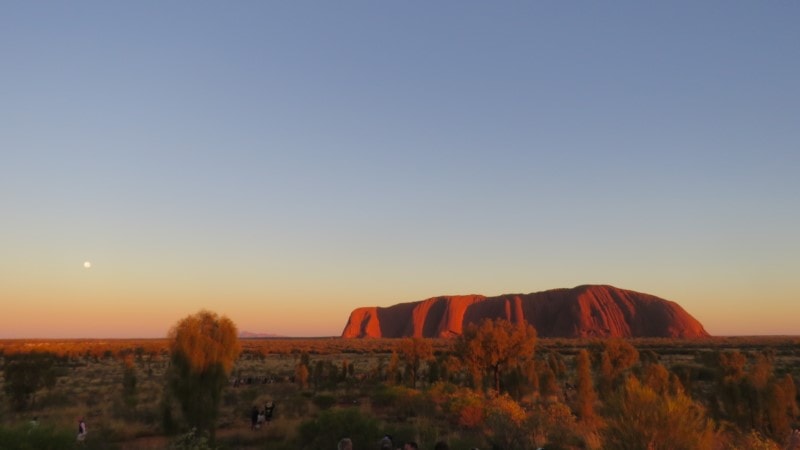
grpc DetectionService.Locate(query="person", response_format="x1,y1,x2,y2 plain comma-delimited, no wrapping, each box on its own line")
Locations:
27,417,39,435
403,442,419,450
338,437,353,450
77,418,87,443
380,435,393,450
264,401,275,425
434,441,449,450
250,405,259,430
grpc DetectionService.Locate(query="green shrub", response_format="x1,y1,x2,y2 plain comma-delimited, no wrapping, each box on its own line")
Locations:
297,408,380,450
170,428,217,450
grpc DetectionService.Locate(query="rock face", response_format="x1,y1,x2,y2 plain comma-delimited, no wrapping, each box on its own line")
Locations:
341,285,709,339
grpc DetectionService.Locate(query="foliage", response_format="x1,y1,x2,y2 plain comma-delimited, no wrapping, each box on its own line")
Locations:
603,376,717,450
483,393,532,450
426,382,484,429
296,407,380,450
396,338,434,388
121,355,138,408
596,339,639,394
166,310,241,440
574,349,597,424
455,319,537,392
2,352,62,411
0,424,73,450
169,428,217,450
295,362,309,389
715,350,799,440
527,401,582,449
1,335,798,449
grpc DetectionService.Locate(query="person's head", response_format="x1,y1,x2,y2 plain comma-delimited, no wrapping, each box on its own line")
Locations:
403,442,419,450
434,441,449,450
338,437,353,450
380,435,393,450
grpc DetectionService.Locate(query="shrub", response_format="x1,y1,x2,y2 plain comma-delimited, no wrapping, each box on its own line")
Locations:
603,377,717,450
2,352,62,411
170,428,217,450
296,408,380,450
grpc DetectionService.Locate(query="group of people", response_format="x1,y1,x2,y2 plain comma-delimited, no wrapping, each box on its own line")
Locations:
337,435,460,450
249,401,275,430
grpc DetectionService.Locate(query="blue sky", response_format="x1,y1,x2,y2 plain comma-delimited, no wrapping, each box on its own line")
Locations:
1,2,798,337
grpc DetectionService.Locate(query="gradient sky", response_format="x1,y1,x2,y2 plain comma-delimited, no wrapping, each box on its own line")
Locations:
2,2,798,338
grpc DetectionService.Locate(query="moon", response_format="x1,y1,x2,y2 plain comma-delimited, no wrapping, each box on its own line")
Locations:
83,261,92,269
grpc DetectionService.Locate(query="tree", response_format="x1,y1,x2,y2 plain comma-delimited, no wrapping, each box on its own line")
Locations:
2,352,61,411
122,354,138,408
295,362,310,389
574,349,597,424
166,310,241,440
538,362,559,399
455,319,537,393
396,338,434,388
596,338,639,394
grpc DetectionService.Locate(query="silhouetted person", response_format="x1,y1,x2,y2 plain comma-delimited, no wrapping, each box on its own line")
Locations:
380,435,393,450
403,441,419,450
77,418,87,443
27,417,38,435
338,437,353,450
250,406,259,430
264,401,275,425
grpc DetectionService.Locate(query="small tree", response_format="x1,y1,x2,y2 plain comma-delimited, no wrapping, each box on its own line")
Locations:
166,310,241,441
596,339,639,394
122,354,139,408
455,319,537,393
295,362,310,389
574,349,597,424
396,338,434,388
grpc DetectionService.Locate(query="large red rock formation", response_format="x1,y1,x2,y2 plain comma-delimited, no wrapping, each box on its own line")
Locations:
341,285,709,338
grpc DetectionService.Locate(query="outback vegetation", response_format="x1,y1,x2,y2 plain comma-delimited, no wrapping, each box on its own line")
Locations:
0,316,798,450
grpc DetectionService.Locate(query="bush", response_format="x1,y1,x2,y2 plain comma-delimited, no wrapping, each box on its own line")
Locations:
170,428,217,450
297,408,380,450
603,377,717,450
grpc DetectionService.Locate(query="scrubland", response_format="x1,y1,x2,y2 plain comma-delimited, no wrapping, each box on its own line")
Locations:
1,334,798,449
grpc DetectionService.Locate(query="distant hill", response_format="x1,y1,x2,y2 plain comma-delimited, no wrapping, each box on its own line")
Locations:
341,285,710,339
239,331,283,338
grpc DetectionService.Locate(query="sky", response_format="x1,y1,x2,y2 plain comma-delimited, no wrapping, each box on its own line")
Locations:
1,2,798,338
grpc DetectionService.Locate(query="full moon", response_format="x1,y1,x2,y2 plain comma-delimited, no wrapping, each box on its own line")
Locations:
83,261,92,269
